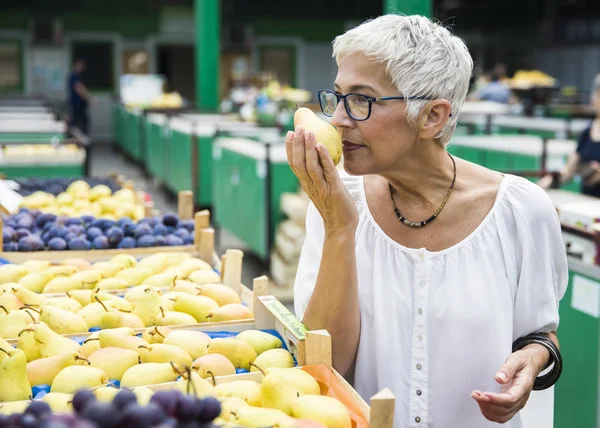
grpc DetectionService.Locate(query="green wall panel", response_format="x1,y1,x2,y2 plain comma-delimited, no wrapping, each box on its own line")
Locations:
197,136,213,206
168,130,193,194
145,121,165,181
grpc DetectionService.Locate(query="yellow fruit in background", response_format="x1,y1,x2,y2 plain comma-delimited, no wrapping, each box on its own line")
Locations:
0,265,28,284
66,180,90,197
91,202,103,216
89,185,112,201
99,197,118,214
73,199,91,211
114,188,136,203
56,193,74,206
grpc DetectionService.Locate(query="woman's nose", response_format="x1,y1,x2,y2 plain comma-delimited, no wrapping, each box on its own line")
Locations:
331,100,353,128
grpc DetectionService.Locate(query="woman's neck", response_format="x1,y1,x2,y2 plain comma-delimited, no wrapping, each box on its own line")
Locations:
381,142,455,209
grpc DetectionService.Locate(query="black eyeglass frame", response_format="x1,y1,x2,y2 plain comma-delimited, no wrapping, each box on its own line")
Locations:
317,89,452,121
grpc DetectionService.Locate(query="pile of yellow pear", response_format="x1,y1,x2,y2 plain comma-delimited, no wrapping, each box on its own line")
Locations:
19,180,146,220
0,326,351,428
0,252,253,339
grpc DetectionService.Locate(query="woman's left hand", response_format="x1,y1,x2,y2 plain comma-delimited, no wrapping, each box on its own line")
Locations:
471,350,538,424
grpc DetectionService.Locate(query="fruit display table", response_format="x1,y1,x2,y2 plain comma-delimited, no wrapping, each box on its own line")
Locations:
143,113,169,183
448,135,579,191
212,137,298,264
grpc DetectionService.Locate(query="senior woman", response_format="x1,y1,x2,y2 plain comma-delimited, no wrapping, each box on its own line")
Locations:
287,15,566,428
539,73,600,196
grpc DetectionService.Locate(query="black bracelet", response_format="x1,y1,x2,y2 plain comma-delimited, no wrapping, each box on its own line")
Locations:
512,333,563,391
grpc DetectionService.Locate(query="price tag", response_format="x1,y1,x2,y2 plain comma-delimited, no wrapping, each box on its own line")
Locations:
0,181,24,214
258,295,308,340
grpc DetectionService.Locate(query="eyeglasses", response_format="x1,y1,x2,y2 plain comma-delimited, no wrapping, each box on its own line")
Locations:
317,89,435,121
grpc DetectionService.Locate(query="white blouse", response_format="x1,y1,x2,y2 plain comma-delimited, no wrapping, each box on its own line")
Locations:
294,171,568,428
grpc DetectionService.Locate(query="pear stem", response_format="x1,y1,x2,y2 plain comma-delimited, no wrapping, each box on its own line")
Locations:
0,347,10,356
154,327,166,338
83,337,99,345
206,370,216,386
249,362,266,376
23,310,37,323
194,286,203,296
138,345,151,351
94,296,109,312
0,305,8,315
159,307,165,318
185,366,197,396
75,356,91,365
22,306,40,314
170,361,186,378
18,328,34,337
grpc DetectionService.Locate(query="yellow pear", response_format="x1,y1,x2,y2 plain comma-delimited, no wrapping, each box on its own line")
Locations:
171,280,202,295
154,309,197,326
138,343,193,368
45,265,78,277
43,276,84,293
143,272,180,288
79,333,101,358
99,330,148,352
101,309,145,330
234,406,296,427
88,347,140,381
292,395,352,428
294,107,342,165
0,337,12,362
192,354,236,379
0,293,24,311
94,385,121,402
10,284,46,306
250,349,294,372
218,397,249,421
89,184,112,201
206,304,253,323
78,301,118,327
40,305,89,334
92,291,133,311
61,258,92,272
173,294,219,323
16,327,41,361
0,400,28,415
116,267,154,287
30,322,81,359
132,386,154,406
165,253,192,267
124,285,158,304
120,362,181,388
198,283,241,306
71,269,104,290
41,392,74,413
176,371,215,397
261,368,321,415
177,258,212,275
0,264,28,284
0,347,31,402
51,365,108,393
207,338,257,370
137,254,171,274
0,307,38,339
45,297,83,313
132,287,162,325
188,270,221,285
141,326,172,344
26,351,83,386
92,261,125,277
95,277,129,291
21,260,52,273
66,289,94,306
237,330,282,356
214,380,262,407
160,294,177,311
163,330,211,360
110,254,137,269
18,271,55,293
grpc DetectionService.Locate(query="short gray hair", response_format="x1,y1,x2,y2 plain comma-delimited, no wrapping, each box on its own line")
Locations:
332,15,473,145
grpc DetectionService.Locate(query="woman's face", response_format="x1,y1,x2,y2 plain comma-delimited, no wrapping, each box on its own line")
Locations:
330,53,418,176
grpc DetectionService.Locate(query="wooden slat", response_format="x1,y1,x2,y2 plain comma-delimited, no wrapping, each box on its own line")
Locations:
305,330,332,370
177,190,194,220
222,249,243,291
370,389,396,428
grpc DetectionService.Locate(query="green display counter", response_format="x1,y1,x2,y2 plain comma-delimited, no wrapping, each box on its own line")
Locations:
554,257,600,428
212,137,298,263
0,164,84,178
448,135,579,192
112,104,125,150
143,113,168,183
123,108,143,162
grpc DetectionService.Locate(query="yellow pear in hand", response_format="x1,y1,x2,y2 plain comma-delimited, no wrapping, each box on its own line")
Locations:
26,351,84,386
138,343,193,369
172,294,219,323
214,380,262,407
292,395,352,428
207,338,257,370
237,330,282,355
197,283,241,306
41,392,74,413
192,354,236,379
250,349,294,372
234,406,296,428
294,107,342,165
88,347,140,381
51,365,108,393
40,305,88,334
261,368,321,415
0,347,32,402
120,362,181,388
206,304,253,323
163,330,210,360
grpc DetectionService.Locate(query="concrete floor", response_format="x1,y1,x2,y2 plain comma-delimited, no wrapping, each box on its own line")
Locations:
89,145,272,296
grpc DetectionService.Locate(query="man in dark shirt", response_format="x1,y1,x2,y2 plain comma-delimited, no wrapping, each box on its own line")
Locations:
68,58,91,135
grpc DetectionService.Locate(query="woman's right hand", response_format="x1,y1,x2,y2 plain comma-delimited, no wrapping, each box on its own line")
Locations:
286,128,359,234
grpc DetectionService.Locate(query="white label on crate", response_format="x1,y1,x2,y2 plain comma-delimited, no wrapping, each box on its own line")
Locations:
256,160,266,179
213,145,222,160
0,181,23,214
572,275,600,318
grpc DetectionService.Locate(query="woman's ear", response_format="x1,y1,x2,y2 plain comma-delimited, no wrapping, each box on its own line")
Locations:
418,100,452,140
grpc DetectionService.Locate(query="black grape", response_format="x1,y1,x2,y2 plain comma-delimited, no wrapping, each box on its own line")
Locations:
150,390,181,417
72,389,97,414
25,400,52,419
111,389,137,411
197,397,221,422
80,401,114,428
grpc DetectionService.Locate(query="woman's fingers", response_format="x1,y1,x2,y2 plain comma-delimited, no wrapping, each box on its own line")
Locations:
317,144,340,185
305,131,326,185
291,128,310,183
285,130,294,166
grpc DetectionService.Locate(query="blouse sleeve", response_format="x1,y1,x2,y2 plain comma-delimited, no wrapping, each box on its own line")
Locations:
506,178,569,340
293,201,325,321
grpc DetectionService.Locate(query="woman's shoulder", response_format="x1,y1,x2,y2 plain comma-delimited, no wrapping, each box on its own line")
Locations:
498,174,558,227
